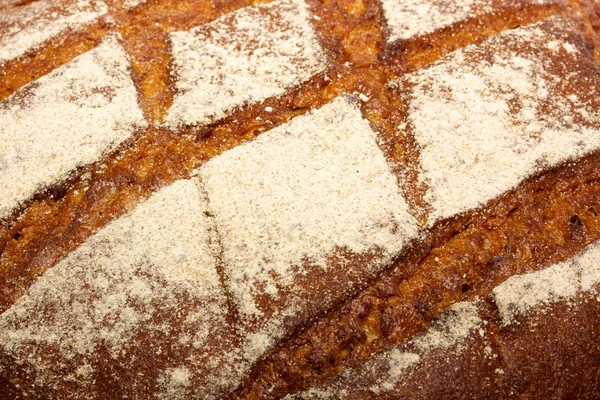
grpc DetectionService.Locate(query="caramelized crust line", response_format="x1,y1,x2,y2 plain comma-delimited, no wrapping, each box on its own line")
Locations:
237,151,600,399
0,0,564,314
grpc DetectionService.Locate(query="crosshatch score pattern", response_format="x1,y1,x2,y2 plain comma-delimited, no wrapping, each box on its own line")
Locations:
1,0,600,399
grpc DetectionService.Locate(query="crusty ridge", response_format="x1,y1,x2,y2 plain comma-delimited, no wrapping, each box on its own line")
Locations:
237,11,600,398
0,94,419,398
0,0,600,399
286,240,600,399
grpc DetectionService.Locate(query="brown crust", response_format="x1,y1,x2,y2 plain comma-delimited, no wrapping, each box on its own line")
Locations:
237,149,600,399
0,19,112,103
0,0,565,314
391,2,563,70
486,293,600,398
282,289,600,399
1,0,600,399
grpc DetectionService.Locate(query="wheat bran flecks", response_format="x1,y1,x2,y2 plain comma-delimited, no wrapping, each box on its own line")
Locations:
380,0,556,44
0,179,244,399
392,17,600,225
164,0,328,128
285,302,482,399
0,34,147,220
0,0,108,64
198,95,418,364
493,240,600,326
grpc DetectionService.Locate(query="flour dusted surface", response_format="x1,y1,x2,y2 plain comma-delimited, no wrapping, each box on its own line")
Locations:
0,179,245,398
199,95,418,364
0,34,147,219
157,366,193,400
123,0,147,9
0,0,108,64
367,302,482,395
380,0,556,44
493,240,600,326
394,18,600,225
164,0,328,128
286,236,600,398
381,0,488,44
291,238,600,397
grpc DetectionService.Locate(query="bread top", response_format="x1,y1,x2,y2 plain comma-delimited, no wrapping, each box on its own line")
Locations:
395,16,600,224
0,0,600,399
0,0,108,64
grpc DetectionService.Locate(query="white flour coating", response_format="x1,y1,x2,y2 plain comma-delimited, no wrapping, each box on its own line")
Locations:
199,95,418,364
0,179,236,397
283,387,351,400
0,33,147,220
286,302,481,399
157,367,192,400
411,301,482,352
381,0,487,44
0,0,108,64
579,243,600,292
380,0,556,44
164,0,328,128
123,0,146,9
394,18,600,225
374,351,422,392
493,240,600,326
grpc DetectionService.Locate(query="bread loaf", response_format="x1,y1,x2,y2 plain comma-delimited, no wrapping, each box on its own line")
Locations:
0,0,599,399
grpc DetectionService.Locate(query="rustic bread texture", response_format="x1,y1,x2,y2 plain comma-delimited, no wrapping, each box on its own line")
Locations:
0,0,600,399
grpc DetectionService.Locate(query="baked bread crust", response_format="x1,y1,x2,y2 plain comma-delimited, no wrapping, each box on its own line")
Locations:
0,0,599,399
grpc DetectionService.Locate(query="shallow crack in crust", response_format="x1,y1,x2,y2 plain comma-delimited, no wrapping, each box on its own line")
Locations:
0,179,247,400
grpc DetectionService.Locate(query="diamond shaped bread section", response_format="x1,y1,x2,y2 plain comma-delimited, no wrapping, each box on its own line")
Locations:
0,179,245,399
380,0,558,44
0,34,147,219
392,17,600,225
0,0,108,64
164,0,328,128
199,95,418,364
